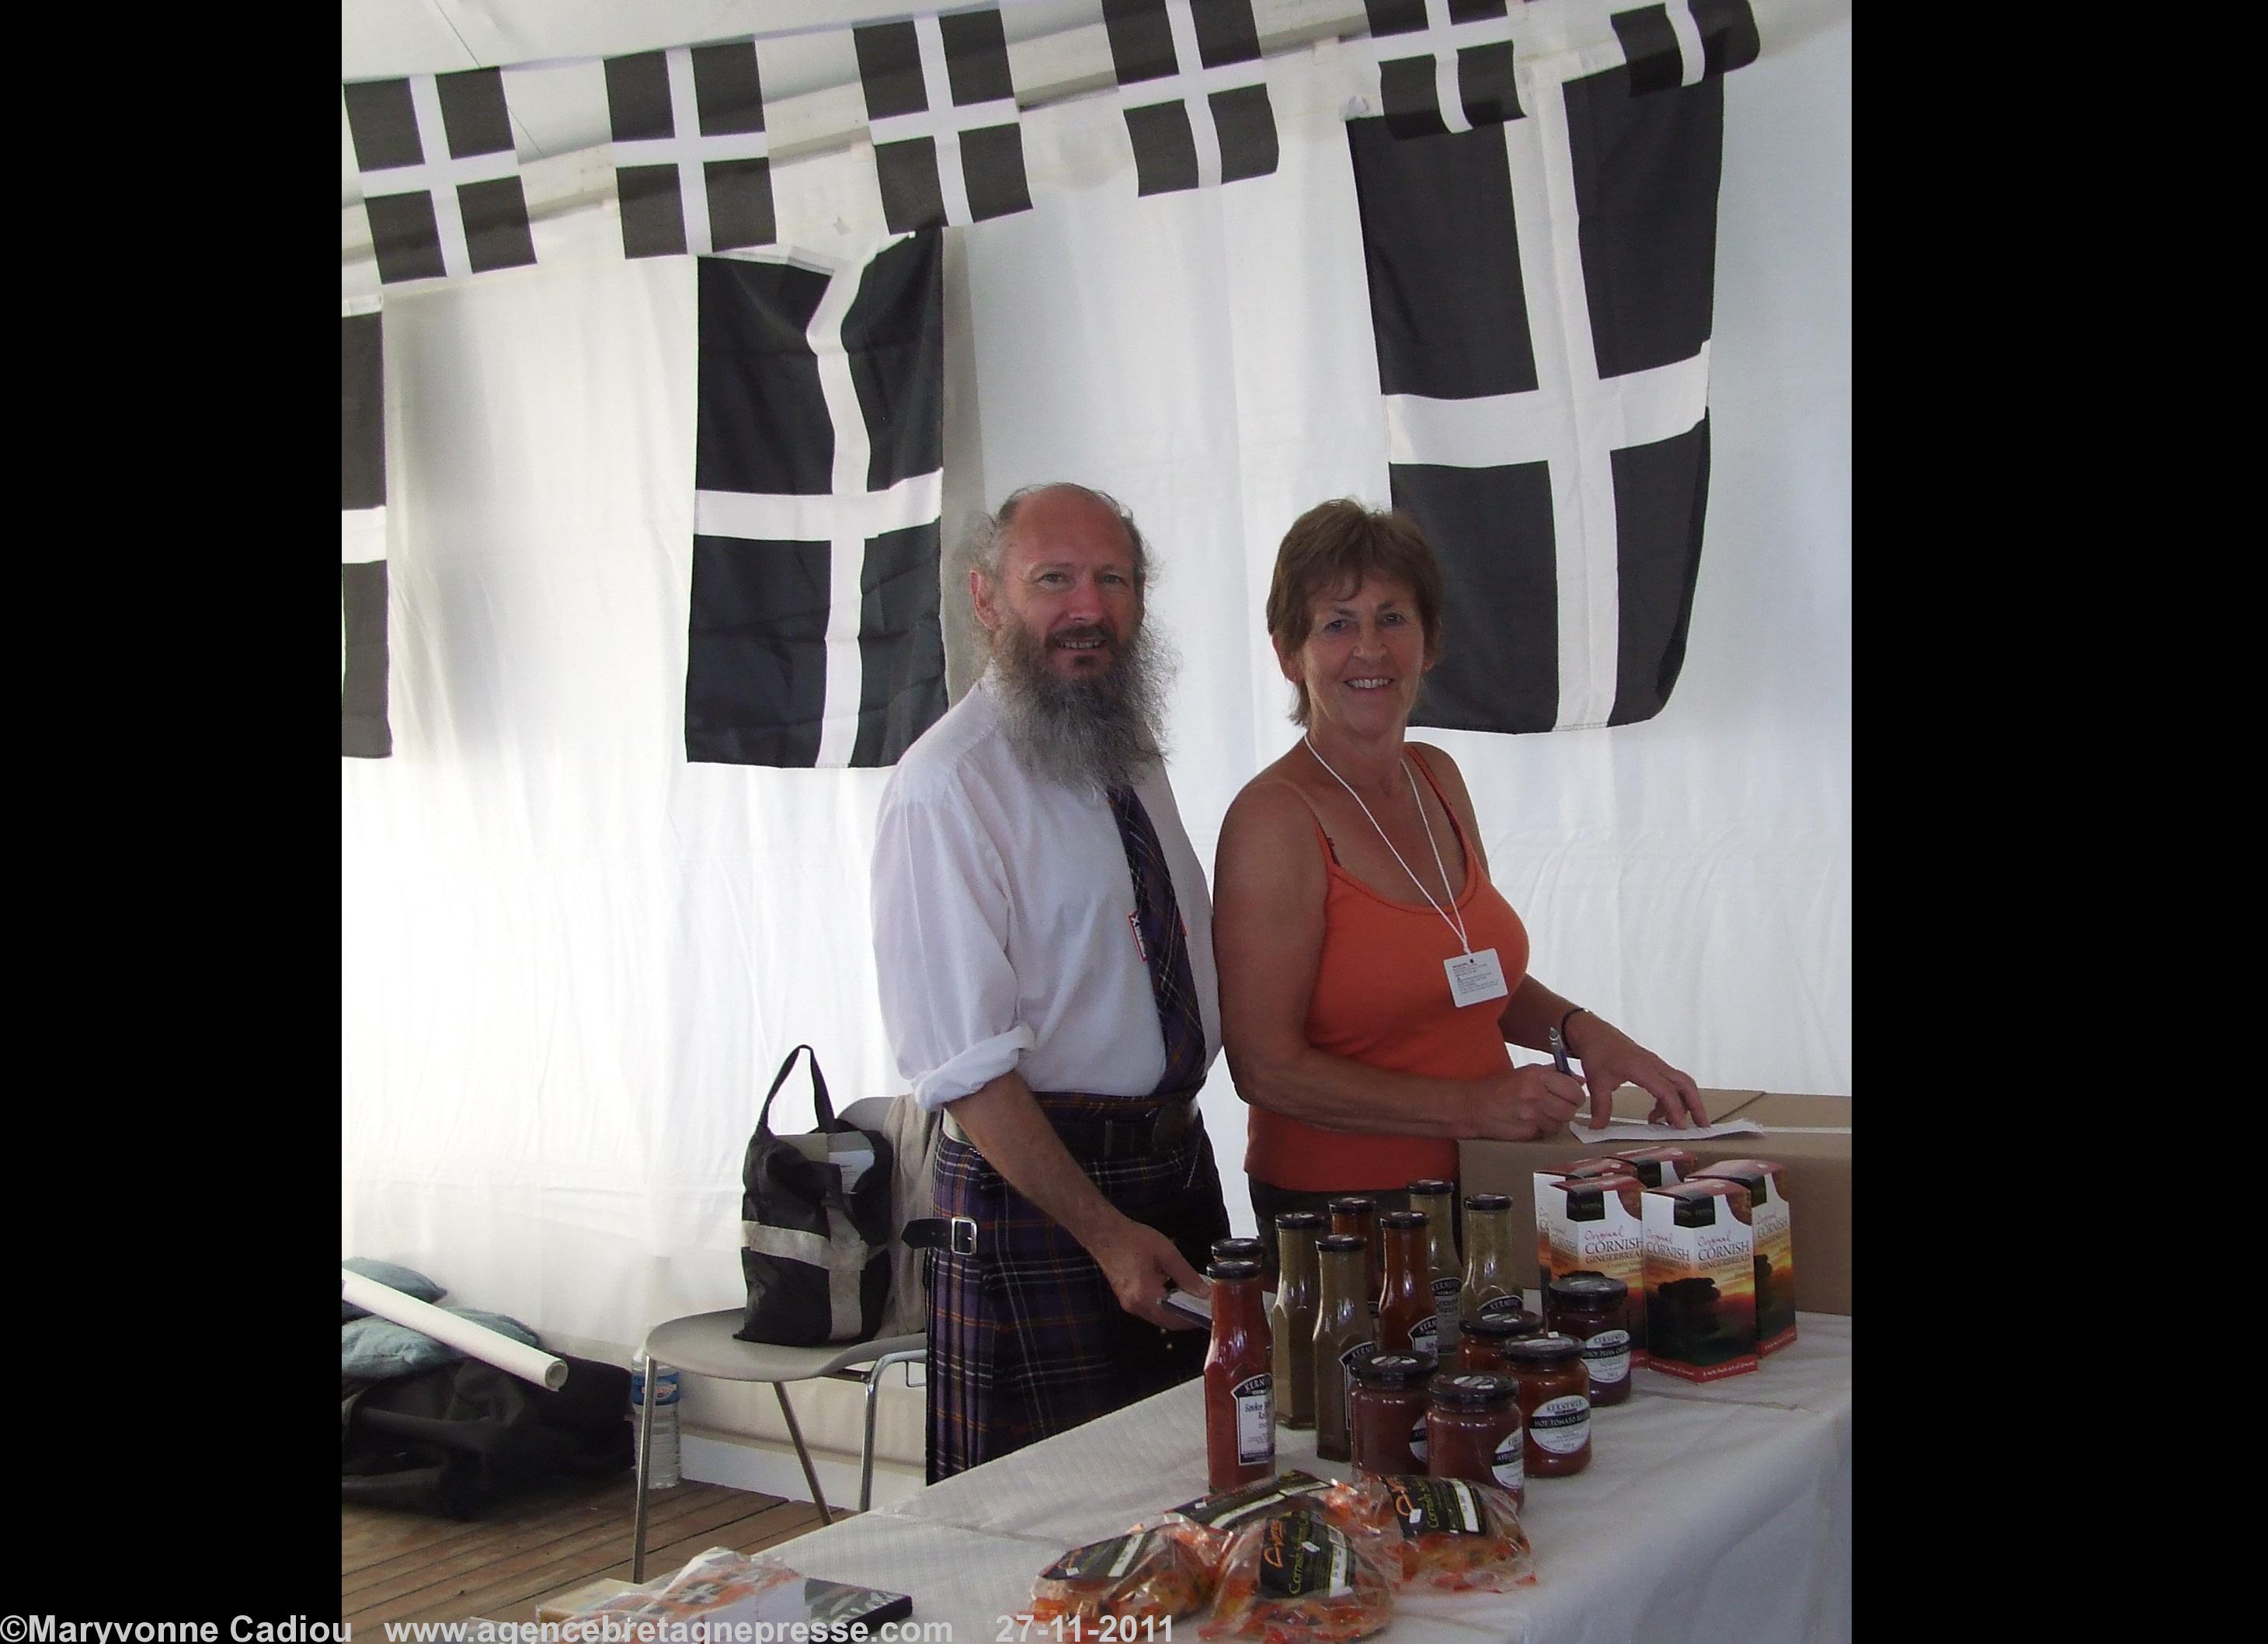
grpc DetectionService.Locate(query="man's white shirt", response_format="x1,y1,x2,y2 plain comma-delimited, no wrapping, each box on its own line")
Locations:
871,670,1223,1113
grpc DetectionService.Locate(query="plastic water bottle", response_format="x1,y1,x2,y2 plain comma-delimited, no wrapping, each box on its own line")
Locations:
631,1356,681,1489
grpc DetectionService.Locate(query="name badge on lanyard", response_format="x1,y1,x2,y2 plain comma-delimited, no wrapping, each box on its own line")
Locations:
1445,948,1509,1008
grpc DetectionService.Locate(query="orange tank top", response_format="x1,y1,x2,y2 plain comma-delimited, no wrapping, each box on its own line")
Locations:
1244,748,1529,1193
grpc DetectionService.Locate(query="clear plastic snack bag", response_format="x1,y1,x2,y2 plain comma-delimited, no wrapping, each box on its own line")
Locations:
1025,1526,1216,1629
1197,1507,1397,1644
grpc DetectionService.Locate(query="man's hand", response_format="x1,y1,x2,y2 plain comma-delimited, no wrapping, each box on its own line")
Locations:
1089,1218,1211,1330
1567,1017,1707,1130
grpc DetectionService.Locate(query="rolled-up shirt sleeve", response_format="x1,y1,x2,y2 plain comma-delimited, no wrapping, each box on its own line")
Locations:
872,782,1033,1112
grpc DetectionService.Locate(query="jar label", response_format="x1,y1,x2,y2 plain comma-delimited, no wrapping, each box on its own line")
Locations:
1340,1343,1366,1420
1407,1412,1428,1464
1255,1513,1354,1600
1529,1394,1590,1454
1043,1530,1155,1583
1492,1437,1524,1492
1390,1478,1481,1538
1234,1373,1275,1465
1581,1329,1631,1385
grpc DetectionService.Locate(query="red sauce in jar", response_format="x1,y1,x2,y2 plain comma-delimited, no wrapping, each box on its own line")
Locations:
1455,1308,1545,1374
1547,1273,1632,1405
1503,1332,1591,1477
1348,1350,1435,1479
1424,1373,1524,1508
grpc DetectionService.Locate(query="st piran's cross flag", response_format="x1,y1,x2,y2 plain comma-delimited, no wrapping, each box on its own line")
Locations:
1362,1,1522,138
343,69,537,286
686,235,948,768
342,307,391,758
607,41,777,259
1349,0,1758,733
855,8,1032,232
1103,0,1278,196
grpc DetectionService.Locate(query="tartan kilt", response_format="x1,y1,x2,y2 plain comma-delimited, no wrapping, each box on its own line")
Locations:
925,1101,1230,1482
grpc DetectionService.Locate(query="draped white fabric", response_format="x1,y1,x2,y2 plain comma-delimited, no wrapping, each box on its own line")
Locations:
340,18,1849,1362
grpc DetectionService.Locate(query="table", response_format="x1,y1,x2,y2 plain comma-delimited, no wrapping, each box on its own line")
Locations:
771,1311,1851,1644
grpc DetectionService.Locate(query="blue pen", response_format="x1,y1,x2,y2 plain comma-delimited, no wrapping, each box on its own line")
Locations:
1548,1024,1574,1075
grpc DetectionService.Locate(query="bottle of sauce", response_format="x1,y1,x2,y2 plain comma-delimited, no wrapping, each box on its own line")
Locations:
1203,1258,1274,1492
1424,1373,1524,1508
1502,1332,1592,1478
1270,1211,1325,1430
1460,1193,1521,1327
1455,1307,1546,1375
1407,1179,1463,1350
1329,1196,1381,1311
1375,1210,1432,1353
1546,1273,1632,1405
1348,1350,1435,1479
1311,1233,1371,1462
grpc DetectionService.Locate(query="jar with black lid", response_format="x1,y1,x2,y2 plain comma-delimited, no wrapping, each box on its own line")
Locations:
1502,1332,1592,1476
1547,1273,1632,1405
1456,1307,1546,1374
1348,1350,1435,1479
1424,1373,1523,1507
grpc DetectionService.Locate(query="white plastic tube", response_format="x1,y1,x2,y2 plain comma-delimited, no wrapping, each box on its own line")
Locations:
343,1267,570,1390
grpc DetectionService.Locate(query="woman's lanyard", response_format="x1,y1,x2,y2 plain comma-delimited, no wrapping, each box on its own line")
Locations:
1304,737,1509,1008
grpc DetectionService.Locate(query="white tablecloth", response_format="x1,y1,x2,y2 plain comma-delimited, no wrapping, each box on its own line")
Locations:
777,1312,1852,1644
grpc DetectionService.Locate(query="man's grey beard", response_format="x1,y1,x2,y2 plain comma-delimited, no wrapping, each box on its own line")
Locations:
988,618,1174,793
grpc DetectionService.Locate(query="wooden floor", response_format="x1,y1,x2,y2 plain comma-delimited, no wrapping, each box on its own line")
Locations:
343,1475,840,1629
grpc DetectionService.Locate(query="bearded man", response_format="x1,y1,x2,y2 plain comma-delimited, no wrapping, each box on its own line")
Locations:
871,482,1232,1481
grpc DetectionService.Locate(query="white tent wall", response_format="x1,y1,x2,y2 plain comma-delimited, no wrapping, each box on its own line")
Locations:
341,1,1848,1476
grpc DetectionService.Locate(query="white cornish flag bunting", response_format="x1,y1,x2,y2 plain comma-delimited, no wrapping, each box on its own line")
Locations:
854,8,1032,232
1351,10,1754,732
685,235,948,768
1103,0,1278,196
343,68,537,285
606,41,777,258
342,301,391,758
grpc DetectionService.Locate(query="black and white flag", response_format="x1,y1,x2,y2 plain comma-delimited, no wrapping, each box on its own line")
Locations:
1609,0,1761,95
343,305,391,758
343,68,537,285
854,9,1031,232
1350,29,1744,733
1103,0,1278,196
685,235,947,768
1362,1,1522,139
606,41,777,259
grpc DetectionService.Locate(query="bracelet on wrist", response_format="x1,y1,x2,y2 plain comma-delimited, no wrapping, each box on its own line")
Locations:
1557,1005,1591,1049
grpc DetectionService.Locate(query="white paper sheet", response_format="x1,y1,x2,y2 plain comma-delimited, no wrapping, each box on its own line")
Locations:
1566,1116,1767,1146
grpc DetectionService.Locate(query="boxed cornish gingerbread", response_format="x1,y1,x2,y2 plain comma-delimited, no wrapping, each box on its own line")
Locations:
1533,1172,1649,1360
1460,1087,1851,1314
1689,1158,1797,1354
1641,1179,1758,1381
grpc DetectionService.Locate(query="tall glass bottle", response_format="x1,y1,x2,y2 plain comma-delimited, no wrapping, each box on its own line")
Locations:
1329,1196,1381,1312
1408,1179,1463,1351
1375,1210,1431,1354
1461,1193,1522,1327
1311,1233,1371,1462
1203,1259,1274,1492
1270,1211,1325,1430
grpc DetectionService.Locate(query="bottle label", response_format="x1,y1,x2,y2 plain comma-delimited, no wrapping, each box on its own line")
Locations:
1529,1394,1591,1455
1409,1316,1438,1355
1478,1294,1526,1321
1492,1436,1525,1492
1043,1531,1154,1583
1255,1513,1354,1600
1431,1276,1463,1336
1581,1329,1631,1385
1234,1373,1275,1465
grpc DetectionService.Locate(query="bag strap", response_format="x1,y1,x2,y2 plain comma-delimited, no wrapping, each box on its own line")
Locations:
755,1043,842,1138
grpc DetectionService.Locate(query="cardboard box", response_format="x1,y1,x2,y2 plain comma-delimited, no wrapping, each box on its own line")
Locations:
1459,1087,1851,1315
1641,1180,1758,1381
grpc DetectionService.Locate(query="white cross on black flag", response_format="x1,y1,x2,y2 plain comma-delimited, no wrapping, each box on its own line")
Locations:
1103,0,1278,195
343,69,537,285
342,305,390,758
1362,1,1522,139
854,9,1031,232
1349,12,1752,733
606,41,776,259
685,235,948,768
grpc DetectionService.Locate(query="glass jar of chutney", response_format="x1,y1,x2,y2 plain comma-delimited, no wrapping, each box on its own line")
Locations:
1456,1307,1545,1374
1546,1273,1632,1405
1348,1350,1435,1479
1502,1333,1591,1477
1424,1373,1524,1508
